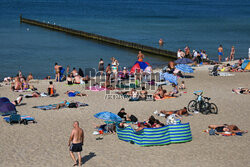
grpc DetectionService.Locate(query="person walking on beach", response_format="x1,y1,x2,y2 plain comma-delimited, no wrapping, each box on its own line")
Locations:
229,46,235,61
218,45,224,63
98,58,104,76
68,121,84,167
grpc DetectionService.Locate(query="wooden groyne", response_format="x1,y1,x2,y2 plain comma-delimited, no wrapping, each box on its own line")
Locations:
20,15,177,59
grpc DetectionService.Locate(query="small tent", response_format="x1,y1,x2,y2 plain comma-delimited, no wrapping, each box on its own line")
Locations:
0,97,16,116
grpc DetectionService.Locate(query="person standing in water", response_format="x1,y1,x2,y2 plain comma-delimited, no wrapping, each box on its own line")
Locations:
230,46,235,61
68,121,84,167
159,39,164,46
218,45,224,63
137,51,144,62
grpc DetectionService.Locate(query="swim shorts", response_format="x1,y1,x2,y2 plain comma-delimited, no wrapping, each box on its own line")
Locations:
70,143,83,152
218,52,223,56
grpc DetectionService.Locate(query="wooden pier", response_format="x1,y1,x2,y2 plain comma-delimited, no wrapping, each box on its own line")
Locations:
20,15,177,59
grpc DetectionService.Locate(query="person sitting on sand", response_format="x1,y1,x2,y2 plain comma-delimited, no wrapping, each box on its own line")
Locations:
11,75,22,91
179,81,186,89
129,89,139,100
48,81,56,96
27,73,34,81
65,90,87,97
71,68,78,77
153,86,164,99
118,108,131,121
137,51,144,62
155,119,165,128
73,74,81,84
94,123,116,134
208,124,248,134
167,83,179,97
140,86,148,100
67,74,73,85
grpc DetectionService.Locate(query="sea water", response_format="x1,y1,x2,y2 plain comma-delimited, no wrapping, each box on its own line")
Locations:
0,0,250,79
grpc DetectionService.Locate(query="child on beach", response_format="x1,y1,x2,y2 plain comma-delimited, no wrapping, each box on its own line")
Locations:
48,81,56,96
179,81,186,89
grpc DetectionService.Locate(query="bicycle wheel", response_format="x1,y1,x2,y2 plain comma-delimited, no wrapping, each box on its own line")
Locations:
210,103,218,114
201,102,210,115
187,100,197,113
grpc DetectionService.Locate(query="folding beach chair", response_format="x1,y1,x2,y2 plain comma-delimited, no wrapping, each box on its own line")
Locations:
209,65,219,76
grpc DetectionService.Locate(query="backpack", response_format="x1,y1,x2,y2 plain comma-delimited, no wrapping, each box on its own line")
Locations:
68,103,77,108
209,129,216,135
129,115,138,123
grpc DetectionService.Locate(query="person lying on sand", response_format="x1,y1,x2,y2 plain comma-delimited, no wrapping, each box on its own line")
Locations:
156,107,189,117
55,100,69,110
94,123,116,134
208,124,248,134
232,88,250,94
65,90,88,97
11,96,23,106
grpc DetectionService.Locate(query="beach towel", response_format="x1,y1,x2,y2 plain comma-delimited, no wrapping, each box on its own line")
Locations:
117,123,192,146
33,102,88,110
218,72,235,76
155,96,176,100
86,86,107,91
4,115,35,123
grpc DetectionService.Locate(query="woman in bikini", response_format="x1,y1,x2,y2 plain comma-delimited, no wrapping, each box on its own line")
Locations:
208,124,248,134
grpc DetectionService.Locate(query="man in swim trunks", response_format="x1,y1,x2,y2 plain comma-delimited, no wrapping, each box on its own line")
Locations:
54,63,62,82
137,51,144,62
159,107,189,117
74,74,81,84
218,45,224,63
69,121,84,166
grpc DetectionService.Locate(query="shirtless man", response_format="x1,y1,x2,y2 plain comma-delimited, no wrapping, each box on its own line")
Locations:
159,39,164,46
137,51,144,62
68,121,84,166
27,73,33,81
159,107,189,117
54,63,62,82
230,46,235,61
11,76,22,91
218,45,224,63
71,68,78,77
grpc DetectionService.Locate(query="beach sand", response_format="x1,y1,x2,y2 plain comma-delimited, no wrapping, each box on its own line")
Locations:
0,67,249,167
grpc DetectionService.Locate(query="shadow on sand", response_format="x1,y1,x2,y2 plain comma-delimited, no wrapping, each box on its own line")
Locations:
81,152,96,165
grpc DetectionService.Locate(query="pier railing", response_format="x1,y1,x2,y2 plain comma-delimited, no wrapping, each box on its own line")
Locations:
20,15,177,59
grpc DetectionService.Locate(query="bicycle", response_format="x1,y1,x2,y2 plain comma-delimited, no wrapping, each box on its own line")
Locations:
187,90,218,115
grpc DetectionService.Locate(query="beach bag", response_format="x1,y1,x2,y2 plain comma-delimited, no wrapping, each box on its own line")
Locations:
129,115,138,123
209,129,216,135
68,103,77,108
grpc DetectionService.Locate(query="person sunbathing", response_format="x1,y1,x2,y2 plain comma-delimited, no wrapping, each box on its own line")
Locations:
208,124,248,134
94,123,116,134
11,96,23,106
66,90,87,97
139,87,148,100
73,74,81,84
67,74,73,85
159,107,189,117
232,88,250,94
48,81,56,96
155,119,165,128
55,100,68,110
11,76,22,91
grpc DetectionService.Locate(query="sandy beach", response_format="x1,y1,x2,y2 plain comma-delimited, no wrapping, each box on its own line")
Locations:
0,66,250,167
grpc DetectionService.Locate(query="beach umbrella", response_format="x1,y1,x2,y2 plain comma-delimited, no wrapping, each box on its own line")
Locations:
131,61,150,73
0,97,17,116
161,73,178,85
175,58,193,64
175,64,194,73
94,111,122,122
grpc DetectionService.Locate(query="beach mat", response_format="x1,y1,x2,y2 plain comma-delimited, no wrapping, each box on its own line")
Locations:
4,115,35,123
33,102,88,110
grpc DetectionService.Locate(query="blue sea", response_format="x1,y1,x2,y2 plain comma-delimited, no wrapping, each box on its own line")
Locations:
0,0,250,79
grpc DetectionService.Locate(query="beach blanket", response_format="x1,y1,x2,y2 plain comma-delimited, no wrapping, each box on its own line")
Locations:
14,89,33,92
155,96,176,100
33,102,88,110
86,86,107,91
203,130,244,136
218,72,235,76
117,123,192,146
116,83,139,89
4,115,35,123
